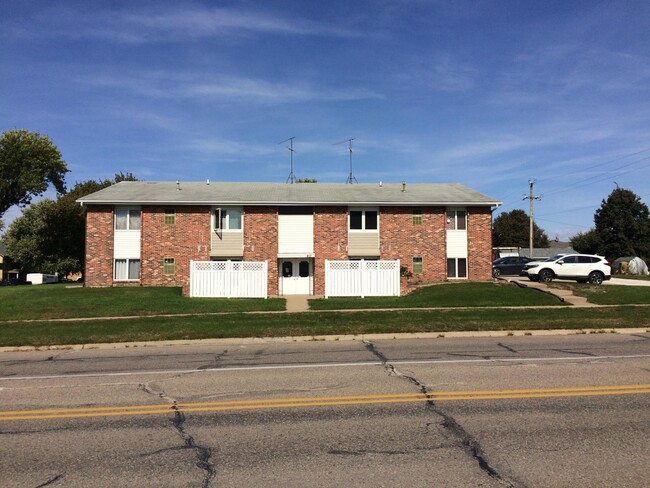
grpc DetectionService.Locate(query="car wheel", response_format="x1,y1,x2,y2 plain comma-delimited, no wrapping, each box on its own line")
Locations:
588,271,604,285
539,269,554,283
493,268,502,278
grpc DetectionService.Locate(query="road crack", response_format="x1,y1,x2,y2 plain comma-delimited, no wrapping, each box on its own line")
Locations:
198,349,229,370
35,473,64,487
363,340,522,488
497,342,518,354
139,381,216,487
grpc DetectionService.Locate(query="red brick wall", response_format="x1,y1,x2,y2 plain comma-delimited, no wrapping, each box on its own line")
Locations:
313,207,348,295
84,206,114,287
83,203,494,294
244,206,279,295
380,206,447,284
467,206,493,281
140,206,210,294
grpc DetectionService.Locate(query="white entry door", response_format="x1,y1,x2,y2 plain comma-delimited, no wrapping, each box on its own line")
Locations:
280,259,312,295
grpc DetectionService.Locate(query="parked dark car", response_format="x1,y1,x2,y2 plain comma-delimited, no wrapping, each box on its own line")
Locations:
492,256,534,277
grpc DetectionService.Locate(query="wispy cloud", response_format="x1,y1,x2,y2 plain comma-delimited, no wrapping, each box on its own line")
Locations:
79,71,383,104
16,5,360,43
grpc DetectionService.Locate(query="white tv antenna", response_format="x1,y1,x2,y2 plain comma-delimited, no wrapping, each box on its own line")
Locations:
333,138,357,184
279,137,297,184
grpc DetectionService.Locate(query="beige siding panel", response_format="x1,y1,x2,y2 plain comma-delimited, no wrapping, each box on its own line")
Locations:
348,232,380,256
114,230,141,259
211,231,244,257
446,230,468,258
279,214,314,255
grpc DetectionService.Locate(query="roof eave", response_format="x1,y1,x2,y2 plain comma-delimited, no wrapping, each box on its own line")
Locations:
77,199,502,207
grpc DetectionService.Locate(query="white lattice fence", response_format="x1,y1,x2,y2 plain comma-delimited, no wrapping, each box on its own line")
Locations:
325,260,400,298
190,261,268,298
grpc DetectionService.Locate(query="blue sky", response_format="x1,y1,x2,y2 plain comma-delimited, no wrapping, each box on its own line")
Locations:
2,0,649,240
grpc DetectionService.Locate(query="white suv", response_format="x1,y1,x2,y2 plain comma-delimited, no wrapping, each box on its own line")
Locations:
522,254,611,285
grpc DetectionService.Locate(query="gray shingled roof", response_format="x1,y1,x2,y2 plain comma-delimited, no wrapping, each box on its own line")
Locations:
77,181,500,206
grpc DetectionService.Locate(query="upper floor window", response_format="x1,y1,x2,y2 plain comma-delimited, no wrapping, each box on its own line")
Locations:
164,209,176,225
115,207,141,230
214,207,243,231
349,208,378,230
412,209,423,225
446,210,466,231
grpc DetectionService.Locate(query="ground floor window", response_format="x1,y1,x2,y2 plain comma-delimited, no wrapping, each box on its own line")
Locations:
412,256,423,274
163,257,175,275
447,258,467,278
114,259,140,280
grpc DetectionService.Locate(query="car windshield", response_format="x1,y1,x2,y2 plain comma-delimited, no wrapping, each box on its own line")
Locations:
544,254,566,262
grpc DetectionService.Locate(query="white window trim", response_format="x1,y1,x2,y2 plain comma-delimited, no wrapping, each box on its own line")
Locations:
114,258,140,281
446,208,467,232
348,207,380,232
115,206,141,231
447,257,468,280
212,206,244,232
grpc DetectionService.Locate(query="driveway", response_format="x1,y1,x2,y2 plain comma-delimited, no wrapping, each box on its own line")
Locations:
605,277,650,286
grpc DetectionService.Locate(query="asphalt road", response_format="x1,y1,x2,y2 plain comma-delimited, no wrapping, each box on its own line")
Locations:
1,333,649,487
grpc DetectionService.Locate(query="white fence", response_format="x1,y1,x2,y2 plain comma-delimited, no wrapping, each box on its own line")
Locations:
190,261,268,298
325,260,400,298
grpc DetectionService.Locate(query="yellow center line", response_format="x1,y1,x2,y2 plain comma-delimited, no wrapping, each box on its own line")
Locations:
2,384,649,422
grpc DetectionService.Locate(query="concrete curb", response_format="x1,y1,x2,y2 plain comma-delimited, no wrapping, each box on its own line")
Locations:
2,328,648,353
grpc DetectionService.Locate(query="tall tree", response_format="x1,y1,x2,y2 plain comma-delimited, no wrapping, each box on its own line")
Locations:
0,129,69,216
2,174,137,275
492,209,549,248
570,229,603,255
593,187,650,259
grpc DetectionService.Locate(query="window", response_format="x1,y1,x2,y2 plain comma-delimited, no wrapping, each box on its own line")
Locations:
412,256,423,274
115,208,141,230
412,209,423,225
349,209,379,230
446,210,466,231
114,259,140,280
214,207,243,231
164,209,176,225
282,261,293,278
299,260,310,278
447,258,467,278
163,257,175,275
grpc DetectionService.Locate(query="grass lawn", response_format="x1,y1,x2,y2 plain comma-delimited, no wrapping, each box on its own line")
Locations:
0,285,285,320
309,282,564,310
1,306,648,347
553,283,650,305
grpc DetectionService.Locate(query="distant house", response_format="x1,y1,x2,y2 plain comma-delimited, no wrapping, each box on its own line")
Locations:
519,241,575,260
78,181,501,297
0,243,11,283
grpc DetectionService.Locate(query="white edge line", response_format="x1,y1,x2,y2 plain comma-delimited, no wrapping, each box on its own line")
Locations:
2,354,650,382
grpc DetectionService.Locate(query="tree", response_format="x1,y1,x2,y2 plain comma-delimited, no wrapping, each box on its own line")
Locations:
0,129,69,217
296,178,317,183
2,174,137,275
492,209,549,248
570,229,603,255
593,187,650,259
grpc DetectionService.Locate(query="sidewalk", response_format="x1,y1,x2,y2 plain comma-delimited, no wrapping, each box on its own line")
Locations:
502,277,594,307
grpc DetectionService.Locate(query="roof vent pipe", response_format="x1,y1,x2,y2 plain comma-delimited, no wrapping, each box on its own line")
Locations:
402,181,406,192
379,181,383,187
206,179,210,185
176,180,181,191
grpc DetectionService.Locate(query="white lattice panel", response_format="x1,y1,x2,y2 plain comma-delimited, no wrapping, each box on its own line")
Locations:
190,260,268,298
325,260,399,298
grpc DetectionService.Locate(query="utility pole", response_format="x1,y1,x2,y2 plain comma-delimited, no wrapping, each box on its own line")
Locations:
523,180,542,259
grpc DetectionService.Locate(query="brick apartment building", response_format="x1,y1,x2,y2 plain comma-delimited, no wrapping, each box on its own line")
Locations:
78,181,500,296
